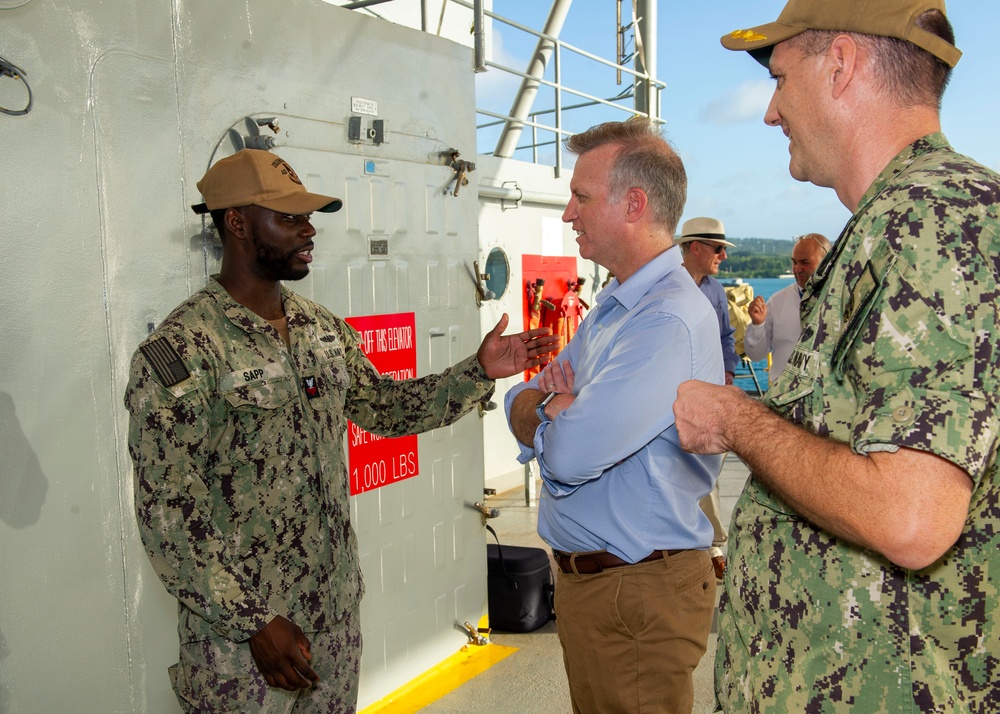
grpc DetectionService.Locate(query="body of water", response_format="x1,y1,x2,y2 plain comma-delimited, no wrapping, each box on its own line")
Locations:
740,277,796,303
723,276,796,394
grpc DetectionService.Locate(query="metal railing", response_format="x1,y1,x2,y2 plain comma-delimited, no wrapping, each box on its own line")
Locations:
450,0,666,173
477,87,637,165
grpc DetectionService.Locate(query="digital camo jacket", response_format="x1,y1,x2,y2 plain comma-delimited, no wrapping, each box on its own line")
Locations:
717,135,1000,713
124,278,493,644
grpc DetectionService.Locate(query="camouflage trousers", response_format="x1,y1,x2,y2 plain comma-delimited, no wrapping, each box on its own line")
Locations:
170,608,362,713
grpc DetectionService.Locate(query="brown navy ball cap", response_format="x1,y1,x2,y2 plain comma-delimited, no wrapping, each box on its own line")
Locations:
191,149,342,215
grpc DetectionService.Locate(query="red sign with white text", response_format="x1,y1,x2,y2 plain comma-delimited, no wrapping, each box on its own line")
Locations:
344,312,420,496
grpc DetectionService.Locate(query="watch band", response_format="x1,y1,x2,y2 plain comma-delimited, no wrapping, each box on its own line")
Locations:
536,391,555,422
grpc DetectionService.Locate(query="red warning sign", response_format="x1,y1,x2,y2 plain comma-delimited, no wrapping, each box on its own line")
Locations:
344,312,419,496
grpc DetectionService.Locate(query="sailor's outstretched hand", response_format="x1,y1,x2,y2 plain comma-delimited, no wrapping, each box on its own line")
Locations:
477,313,559,379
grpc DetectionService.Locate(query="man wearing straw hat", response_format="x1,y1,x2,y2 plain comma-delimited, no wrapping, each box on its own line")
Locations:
677,216,739,582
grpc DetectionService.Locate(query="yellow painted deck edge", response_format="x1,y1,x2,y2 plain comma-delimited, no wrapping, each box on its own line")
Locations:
359,642,518,714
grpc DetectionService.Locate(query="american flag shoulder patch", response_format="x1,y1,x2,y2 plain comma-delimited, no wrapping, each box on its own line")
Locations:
140,337,191,387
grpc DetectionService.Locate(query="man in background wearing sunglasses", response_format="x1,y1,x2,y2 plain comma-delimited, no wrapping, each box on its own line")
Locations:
678,216,738,582
678,217,739,386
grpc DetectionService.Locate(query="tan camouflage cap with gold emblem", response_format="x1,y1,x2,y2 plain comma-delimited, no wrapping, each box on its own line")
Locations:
720,0,961,68
192,149,342,215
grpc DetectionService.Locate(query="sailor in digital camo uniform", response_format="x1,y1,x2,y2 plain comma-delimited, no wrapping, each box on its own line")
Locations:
123,149,557,714
673,0,1000,711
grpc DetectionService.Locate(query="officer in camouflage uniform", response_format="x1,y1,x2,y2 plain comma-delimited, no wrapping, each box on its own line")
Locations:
124,150,557,713
673,0,1000,711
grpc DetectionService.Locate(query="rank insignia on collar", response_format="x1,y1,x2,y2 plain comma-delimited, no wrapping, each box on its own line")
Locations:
302,376,320,399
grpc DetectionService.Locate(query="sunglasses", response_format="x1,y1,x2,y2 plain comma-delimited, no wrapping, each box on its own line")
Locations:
696,240,726,254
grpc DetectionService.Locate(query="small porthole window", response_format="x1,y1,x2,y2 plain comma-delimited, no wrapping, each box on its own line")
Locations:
484,247,510,300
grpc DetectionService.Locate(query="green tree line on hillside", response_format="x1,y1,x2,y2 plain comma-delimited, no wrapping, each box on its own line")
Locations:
718,238,796,278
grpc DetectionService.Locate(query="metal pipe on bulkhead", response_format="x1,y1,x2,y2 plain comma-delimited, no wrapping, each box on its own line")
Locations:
477,182,567,207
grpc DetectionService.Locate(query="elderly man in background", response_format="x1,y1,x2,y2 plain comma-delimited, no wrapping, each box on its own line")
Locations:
744,232,831,380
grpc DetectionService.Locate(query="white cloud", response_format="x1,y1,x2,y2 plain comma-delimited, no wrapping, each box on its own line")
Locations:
475,29,527,114
700,79,773,126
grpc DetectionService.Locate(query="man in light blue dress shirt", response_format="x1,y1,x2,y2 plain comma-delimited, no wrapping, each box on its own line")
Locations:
505,117,724,714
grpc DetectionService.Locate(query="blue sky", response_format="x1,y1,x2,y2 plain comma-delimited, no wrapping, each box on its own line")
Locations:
476,1,1000,242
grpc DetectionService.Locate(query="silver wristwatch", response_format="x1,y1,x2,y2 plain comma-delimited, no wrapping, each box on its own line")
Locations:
536,391,556,422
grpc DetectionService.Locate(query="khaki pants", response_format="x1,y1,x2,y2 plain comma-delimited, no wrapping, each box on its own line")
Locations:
170,608,362,714
554,550,716,714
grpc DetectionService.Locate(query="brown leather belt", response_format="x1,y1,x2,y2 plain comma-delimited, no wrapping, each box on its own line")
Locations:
553,549,689,574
